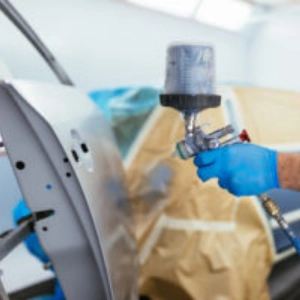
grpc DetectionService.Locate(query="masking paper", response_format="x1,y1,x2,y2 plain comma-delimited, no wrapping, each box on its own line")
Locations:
125,86,300,300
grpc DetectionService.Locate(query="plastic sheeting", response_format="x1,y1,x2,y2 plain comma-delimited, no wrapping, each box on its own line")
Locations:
90,87,160,157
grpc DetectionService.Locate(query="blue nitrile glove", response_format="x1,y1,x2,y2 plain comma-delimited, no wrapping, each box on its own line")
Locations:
194,143,279,196
13,200,50,264
13,200,66,300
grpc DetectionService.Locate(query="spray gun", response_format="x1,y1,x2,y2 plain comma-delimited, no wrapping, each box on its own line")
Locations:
160,43,300,255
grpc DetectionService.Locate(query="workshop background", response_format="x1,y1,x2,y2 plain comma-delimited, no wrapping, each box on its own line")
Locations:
1,0,300,299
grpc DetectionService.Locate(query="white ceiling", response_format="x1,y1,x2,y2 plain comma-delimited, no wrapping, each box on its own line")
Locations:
123,0,300,31
243,0,300,6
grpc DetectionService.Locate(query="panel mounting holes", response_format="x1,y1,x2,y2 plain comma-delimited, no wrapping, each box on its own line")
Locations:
42,227,48,232
71,149,79,162
63,157,69,163
81,143,89,153
15,161,25,170
66,172,72,178
70,128,94,172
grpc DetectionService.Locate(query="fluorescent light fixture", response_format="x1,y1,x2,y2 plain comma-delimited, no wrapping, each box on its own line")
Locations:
253,0,288,4
127,0,200,18
196,0,253,31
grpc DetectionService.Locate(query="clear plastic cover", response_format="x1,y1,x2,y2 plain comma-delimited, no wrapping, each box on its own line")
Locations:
164,44,216,95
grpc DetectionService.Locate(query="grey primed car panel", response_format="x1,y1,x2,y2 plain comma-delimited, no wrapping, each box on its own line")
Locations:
0,80,138,299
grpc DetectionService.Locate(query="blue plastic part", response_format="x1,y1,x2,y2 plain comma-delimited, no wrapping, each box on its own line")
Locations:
88,87,131,120
108,87,160,117
89,86,160,158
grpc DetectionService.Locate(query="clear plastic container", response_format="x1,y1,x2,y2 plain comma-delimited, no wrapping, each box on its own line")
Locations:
164,43,216,95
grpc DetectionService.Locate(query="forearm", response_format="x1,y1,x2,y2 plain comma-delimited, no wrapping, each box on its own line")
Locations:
278,153,300,191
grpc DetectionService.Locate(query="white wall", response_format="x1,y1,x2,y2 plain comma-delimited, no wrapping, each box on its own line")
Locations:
0,0,248,92
246,7,300,92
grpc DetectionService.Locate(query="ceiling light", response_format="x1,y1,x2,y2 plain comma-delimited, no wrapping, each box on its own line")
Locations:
127,0,200,18
196,0,253,31
251,0,288,5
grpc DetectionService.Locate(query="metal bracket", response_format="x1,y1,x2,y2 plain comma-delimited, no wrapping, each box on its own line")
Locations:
0,210,53,262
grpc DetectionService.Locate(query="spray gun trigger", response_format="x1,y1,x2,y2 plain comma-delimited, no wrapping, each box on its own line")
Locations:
239,129,251,142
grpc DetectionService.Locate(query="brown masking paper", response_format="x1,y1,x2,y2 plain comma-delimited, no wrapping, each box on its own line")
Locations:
233,87,300,144
125,86,300,300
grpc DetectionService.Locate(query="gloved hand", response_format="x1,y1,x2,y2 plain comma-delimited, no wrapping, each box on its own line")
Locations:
194,143,279,196
13,200,66,300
